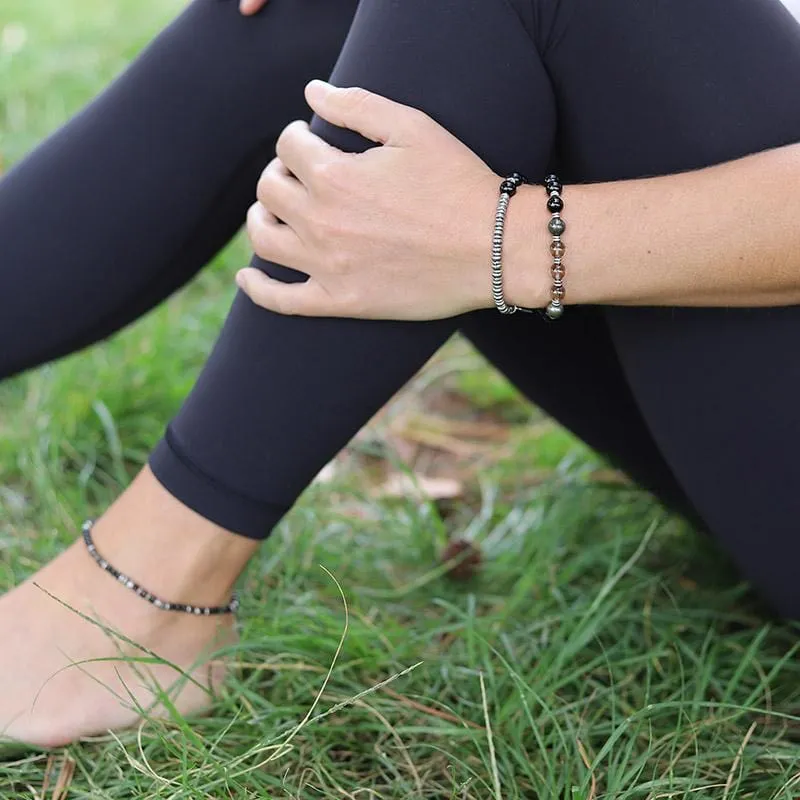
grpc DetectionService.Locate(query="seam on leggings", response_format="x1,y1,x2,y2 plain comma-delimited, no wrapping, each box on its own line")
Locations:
162,425,291,514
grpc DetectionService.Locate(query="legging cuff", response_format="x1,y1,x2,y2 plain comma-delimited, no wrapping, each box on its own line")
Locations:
148,427,289,540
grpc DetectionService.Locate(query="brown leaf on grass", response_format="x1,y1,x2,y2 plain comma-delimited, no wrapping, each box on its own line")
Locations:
376,473,464,501
587,468,632,486
440,538,483,580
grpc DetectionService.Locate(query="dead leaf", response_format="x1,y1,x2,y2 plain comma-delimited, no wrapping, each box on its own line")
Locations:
376,473,464,501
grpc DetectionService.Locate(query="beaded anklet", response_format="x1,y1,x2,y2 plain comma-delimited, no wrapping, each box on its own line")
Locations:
81,519,240,616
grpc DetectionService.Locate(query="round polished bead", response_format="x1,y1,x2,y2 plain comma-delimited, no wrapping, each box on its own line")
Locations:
547,195,564,213
552,267,565,281
550,240,566,258
552,287,566,301
544,173,559,186
500,180,518,196
545,302,564,320
548,217,566,236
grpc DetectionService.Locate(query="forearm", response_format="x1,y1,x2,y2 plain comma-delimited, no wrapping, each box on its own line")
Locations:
508,143,800,308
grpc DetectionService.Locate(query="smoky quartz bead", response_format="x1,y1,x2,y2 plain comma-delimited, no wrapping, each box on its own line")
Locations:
545,302,564,320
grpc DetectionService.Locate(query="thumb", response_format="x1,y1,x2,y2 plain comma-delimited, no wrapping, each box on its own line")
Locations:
239,0,267,15
305,80,423,146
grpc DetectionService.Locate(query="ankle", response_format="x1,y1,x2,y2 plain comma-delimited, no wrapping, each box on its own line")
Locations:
85,467,258,609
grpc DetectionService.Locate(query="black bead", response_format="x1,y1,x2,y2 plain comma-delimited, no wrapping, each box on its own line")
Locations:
547,195,564,213
500,180,518,197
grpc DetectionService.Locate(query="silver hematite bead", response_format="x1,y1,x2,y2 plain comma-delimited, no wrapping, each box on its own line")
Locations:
545,302,564,320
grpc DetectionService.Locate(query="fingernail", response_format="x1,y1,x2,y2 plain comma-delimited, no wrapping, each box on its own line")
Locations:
307,79,332,96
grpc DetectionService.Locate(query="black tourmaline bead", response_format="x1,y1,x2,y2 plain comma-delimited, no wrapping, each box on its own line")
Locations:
545,174,562,190
500,180,518,196
547,195,564,213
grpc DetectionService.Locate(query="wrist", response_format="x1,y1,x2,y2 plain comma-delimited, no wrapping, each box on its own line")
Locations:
502,184,551,309
499,181,613,310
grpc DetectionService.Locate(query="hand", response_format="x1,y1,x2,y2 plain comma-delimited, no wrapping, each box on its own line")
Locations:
237,81,502,320
238,0,268,15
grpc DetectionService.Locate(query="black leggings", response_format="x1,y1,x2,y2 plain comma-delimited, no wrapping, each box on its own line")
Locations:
3,0,800,614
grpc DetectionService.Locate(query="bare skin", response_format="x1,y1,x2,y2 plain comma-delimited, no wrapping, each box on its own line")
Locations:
0,0,266,751
1,468,257,748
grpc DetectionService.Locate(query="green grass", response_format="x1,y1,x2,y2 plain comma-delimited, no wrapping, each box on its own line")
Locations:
3,3,800,797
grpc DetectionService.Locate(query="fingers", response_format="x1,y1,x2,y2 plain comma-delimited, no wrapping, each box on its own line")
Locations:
304,80,428,146
275,120,339,187
246,203,305,269
256,158,305,225
239,0,268,16
236,269,337,317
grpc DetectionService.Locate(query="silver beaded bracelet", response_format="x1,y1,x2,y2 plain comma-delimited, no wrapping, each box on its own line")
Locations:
491,173,535,315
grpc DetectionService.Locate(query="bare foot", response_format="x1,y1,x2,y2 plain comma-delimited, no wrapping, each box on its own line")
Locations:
0,539,234,747
1,468,256,748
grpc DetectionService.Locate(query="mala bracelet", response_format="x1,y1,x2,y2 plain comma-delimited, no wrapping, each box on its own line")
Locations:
544,173,566,320
81,519,240,616
491,172,567,320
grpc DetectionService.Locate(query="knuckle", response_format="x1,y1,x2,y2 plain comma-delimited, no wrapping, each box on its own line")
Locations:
315,216,347,248
246,203,262,235
340,86,372,113
246,207,271,254
310,159,333,185
327,247,353,276
256,162,278,202
315,157,348,190
275,120,302,158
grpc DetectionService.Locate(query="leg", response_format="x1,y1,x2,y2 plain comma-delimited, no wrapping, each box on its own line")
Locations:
148,0,559,537
461,309,701,524
541,0,800,614
2,0,559,745
0,0,357,380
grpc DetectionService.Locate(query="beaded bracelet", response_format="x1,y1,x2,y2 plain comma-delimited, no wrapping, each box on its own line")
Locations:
544,174,566,320
491,173,535,315
81,519,240,616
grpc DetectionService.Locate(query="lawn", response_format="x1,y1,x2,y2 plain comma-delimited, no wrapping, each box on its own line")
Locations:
2,2,800,798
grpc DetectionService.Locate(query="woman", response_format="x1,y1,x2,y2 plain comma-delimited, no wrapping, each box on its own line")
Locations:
2,0,800,747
